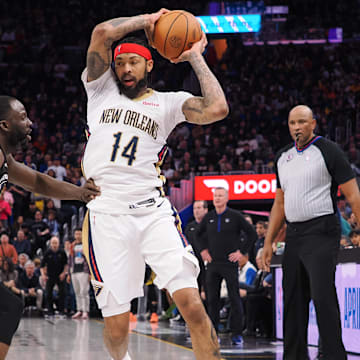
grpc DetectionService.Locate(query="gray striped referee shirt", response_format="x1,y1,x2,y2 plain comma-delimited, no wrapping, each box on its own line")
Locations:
275,136,354,223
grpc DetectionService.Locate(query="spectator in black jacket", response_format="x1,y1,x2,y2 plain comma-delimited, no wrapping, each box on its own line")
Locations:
184,200,208,298
197,187,257,345
30,210,50,254
18,261,43,311
40,236,68,316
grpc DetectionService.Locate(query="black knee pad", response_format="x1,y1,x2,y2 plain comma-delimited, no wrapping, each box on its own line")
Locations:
0,285,23,345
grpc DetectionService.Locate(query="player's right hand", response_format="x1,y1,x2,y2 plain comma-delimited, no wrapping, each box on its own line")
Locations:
262,241,273,272
144,8,169,47
170,31,207,63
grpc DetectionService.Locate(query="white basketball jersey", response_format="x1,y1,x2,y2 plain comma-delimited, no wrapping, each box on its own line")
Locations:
81,68,192,214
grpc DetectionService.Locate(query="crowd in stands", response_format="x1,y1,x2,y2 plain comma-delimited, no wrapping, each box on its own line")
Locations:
0,0,359,341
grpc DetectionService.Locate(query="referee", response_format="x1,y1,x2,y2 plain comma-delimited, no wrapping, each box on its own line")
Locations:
263,105,360,360
198,187,257,344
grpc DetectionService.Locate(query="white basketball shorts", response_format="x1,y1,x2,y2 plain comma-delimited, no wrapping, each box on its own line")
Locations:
82,197,199,317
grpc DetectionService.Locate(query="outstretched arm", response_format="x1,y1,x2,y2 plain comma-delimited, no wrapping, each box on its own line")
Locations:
86,9,168,82
7,155,100,202
172,33,229,125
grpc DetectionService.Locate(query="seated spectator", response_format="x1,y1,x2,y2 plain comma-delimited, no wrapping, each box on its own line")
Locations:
340,235,353,249
253,221,267,263
44,210,60,237
17,253,30,276
13,229,32,257
10,215,25,237
340,213,352,236
18,261,43,311
47,157,66,181
349,229,360,248
30,210,50,253
0,257,20,297
23,201,39,224
242,249,272,338
0,233,18,264
347,212,358,230
238,253,257,297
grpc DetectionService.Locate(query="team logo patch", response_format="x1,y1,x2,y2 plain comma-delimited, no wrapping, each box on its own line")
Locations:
92,282,103,297
225,218,230,223
209,219,214,223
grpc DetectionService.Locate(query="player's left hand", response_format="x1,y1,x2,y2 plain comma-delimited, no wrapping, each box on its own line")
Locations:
170,31,207,64
78,178,101,203
228,250,243,263
144,8,170,47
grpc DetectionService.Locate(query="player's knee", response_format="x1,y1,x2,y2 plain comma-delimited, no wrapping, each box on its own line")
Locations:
105,323,128,344
176,292,205,324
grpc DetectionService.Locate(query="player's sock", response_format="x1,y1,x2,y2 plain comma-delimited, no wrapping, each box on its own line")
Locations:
110,352,131,360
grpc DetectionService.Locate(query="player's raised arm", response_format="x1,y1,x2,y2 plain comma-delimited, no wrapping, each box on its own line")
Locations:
86,9,168,82
172,32,229,125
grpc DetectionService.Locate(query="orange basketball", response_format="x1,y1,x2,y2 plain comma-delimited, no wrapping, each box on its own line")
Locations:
153,10,202,60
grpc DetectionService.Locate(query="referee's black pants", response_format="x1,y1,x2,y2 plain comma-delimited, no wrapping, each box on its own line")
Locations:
0,283,23,345
282,215,346,360
206,262,244,335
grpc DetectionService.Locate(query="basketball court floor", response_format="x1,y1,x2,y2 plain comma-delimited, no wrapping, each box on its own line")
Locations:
6,317,360,360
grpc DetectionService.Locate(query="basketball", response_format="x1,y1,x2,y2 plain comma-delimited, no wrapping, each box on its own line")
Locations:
153,10,202,60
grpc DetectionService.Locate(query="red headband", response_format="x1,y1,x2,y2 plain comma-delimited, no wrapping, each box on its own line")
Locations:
113,43,152,61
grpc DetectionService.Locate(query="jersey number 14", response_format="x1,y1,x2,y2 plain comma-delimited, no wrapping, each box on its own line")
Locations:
110,132,139,166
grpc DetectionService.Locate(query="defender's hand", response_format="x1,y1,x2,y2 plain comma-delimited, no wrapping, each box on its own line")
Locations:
78,178,101,203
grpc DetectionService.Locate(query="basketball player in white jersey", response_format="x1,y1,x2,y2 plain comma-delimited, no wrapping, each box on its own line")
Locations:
81,9,228,360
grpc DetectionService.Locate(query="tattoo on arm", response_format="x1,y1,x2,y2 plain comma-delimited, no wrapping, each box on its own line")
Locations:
183,53,226,123
87,51,110,80
190,54,224,107
107,16,147,38
107,17,130,27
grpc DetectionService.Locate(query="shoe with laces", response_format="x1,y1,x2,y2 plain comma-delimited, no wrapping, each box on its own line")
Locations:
231,334,244,345
150,312,158,323
72,311,82,319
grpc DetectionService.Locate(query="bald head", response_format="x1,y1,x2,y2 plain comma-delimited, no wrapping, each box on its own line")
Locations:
288,105,314,120
288,105,316,148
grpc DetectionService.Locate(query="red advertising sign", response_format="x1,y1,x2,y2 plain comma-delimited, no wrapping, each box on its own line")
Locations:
194,174,277,201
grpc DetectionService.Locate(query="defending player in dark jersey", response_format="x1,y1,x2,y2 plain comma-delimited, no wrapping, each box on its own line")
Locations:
0,95,100,360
